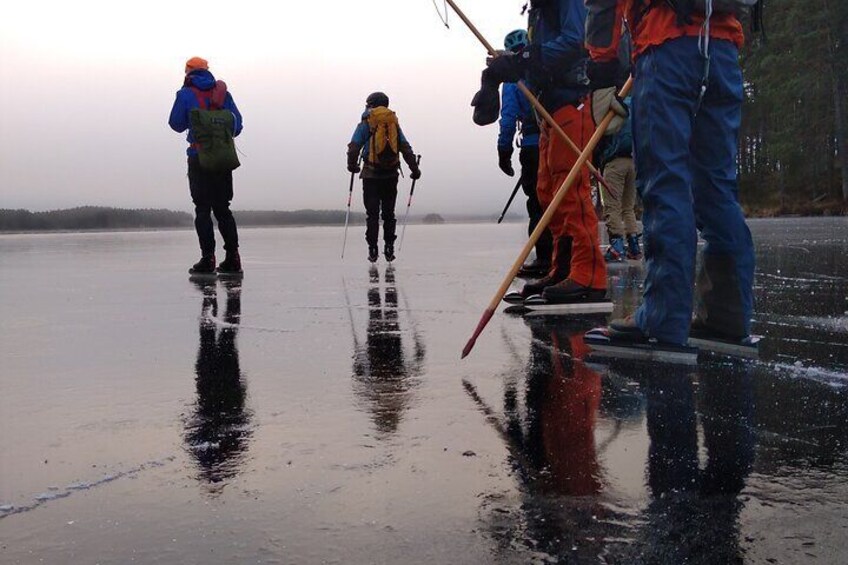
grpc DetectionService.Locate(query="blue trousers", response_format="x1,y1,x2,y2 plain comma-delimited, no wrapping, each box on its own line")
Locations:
632,37,754,345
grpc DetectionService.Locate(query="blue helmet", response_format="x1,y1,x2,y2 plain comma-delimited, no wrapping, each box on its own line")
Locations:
504,29,529,53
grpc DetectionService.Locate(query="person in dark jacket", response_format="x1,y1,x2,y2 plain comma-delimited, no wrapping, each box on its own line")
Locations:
584,1,755,349
169,57,244,275
347,92,421,263
497,29,552,279
473,0,607,304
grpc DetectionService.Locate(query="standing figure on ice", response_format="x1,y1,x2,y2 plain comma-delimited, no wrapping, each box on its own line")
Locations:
347,92,422,263
169,57,244,276
496,29,553,279
471,0,608,305
584,1,757,352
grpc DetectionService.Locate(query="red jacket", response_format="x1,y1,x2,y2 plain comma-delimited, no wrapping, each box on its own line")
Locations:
585,1,744,62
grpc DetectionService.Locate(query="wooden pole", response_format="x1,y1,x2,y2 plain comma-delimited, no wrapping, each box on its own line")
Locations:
444,0,618,200
462,77,634,359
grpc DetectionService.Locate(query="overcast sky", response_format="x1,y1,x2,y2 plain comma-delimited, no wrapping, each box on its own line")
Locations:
0,0,530,215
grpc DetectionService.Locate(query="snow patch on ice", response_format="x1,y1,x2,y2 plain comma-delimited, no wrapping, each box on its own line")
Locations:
773,362,848,389
0,455,176,520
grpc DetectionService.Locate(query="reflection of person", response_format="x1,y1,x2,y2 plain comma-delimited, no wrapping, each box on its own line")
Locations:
169,57,244,275
351,266,425,437
184,278,252,488
497,29,551,278
637,361,754,562
476,319,614,561
523,322,602,495
347,93,422,263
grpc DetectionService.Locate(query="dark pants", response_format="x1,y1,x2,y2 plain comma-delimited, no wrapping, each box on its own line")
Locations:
188,155,239,257
519,146,552,263
362,177,398,249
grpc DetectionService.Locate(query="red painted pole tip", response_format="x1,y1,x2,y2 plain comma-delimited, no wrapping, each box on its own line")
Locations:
461,307,495,359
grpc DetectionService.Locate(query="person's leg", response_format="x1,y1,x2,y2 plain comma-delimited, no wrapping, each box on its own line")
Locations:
631,38,702,345
602,157,628,261
542,101,607,298
602,158,626,237
519,146,551,267
362,179,381,255
188,156,216,267
622,160,643,259
380,177,399,260
209,169,239,255
380,177,398,245
690,40,755,339
620,157,639,236
521,125,572,297
534,124,571,277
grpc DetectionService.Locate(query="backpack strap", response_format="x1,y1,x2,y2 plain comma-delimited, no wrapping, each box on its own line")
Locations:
190,82,227,111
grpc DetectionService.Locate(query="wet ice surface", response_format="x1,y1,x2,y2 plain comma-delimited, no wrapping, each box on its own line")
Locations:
0,218,846,564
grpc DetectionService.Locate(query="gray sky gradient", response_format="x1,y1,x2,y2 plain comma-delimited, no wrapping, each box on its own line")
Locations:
0,1,529,215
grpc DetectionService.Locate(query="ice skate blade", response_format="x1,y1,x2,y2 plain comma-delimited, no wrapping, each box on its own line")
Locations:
523,297,614,315
587,342,698,365
216,271,244,280
502,304,529,315
688,335,762,359
189,272,217,282
503,291,526,305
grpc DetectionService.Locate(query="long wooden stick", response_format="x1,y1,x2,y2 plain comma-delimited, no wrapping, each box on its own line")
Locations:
462,76,634,359
444,0,618,200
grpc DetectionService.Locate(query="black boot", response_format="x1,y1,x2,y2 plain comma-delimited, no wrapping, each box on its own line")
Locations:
520,236,572,298
189,254,216,275
384,242,395,263
542,278,607,303
517,256,552,279
368,246,379,263
693,254,748,340
217,250,242,275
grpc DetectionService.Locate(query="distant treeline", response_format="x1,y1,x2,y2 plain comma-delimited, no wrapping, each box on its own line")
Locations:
0,206,371,232
0,207,193,231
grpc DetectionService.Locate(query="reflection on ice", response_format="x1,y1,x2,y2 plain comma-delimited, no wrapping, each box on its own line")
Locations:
183,278,253,490
348,265,426,438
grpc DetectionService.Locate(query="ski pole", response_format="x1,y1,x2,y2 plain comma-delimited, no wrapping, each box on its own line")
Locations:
462,76,634,359
497,175,523,224
397,154,422,254
443,0,619,201
341,167,357,259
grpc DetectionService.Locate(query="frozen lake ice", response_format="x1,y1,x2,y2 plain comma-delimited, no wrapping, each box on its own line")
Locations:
1,218,846,563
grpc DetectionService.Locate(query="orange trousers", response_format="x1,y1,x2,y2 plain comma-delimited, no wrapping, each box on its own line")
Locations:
537,101,606,290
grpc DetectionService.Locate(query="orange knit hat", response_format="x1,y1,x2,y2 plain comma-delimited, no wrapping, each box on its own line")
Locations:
184,57,209,74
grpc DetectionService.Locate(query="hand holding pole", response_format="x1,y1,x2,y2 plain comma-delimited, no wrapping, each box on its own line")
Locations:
443,0,619,201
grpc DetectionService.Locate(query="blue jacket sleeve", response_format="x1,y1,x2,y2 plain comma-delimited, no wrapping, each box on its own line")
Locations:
530,0,587,79
168,89,190,133
498,83,520,150
224,92,243,137
350,122,370,147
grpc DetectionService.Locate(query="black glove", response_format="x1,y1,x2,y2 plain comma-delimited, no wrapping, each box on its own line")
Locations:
410,168,421,180
347,163,361,174
484,51,526,84
471,72,501,126
587,60,621,89
498,147,514,177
